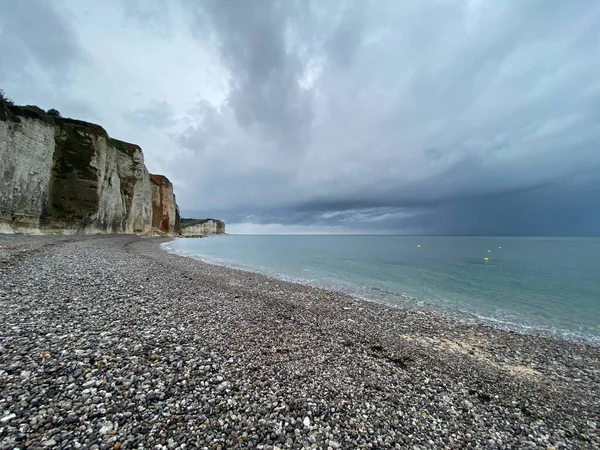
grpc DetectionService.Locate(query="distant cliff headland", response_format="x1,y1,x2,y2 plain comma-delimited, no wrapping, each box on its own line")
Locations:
0,91,223,236
180,218,226,237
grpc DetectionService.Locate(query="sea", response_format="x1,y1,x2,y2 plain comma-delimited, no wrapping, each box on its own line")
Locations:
164,235,600,343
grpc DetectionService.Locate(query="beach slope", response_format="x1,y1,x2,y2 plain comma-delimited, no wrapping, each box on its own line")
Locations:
0,235,598,449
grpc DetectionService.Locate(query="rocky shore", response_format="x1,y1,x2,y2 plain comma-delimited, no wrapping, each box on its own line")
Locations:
0,235,598,449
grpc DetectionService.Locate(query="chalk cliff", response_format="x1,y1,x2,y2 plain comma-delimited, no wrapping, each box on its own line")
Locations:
150,174,181,234
180,218,225,237
0,100,180,234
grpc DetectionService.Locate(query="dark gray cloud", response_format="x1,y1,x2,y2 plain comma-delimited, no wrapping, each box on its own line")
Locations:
171,0,600,235
401,172,600,236
187,173,600,236
181,0,314,151
1,0,599,235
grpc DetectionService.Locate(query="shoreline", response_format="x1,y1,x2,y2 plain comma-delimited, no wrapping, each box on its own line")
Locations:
1,234,599,448
161,239,599,346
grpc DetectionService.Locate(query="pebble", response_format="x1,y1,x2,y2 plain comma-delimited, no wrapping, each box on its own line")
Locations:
0,234,598,448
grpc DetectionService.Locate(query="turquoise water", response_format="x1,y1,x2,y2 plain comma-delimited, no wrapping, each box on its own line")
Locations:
166,235,600,343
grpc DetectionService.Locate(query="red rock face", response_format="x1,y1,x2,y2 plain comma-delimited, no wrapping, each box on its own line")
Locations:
150,174,180,234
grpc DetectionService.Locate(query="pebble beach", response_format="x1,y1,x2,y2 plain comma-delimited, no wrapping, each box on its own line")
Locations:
0,234,599,449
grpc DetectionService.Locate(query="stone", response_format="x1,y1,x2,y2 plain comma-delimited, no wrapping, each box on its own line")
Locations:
99,421,114,434
0,233,598,450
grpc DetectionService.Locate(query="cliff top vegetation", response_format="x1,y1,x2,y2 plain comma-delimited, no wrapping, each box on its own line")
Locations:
1,89,138,156
180,218,225,228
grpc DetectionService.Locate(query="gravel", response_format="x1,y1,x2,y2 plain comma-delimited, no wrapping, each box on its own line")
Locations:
0,234,599,449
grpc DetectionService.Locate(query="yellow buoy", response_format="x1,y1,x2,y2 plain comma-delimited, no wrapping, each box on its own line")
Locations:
484,257,490,262
417,244,421,248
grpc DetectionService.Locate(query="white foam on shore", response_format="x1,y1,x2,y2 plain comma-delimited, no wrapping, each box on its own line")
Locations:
457,309,600,344
160,239,600,345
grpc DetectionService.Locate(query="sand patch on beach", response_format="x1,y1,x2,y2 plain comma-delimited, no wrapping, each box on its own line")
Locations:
399,334,542,378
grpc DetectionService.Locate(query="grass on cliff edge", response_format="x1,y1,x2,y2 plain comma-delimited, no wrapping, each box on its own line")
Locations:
180,218,225,229
0,92,138,156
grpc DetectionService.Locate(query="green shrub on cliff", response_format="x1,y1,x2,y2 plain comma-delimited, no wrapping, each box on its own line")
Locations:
0,89,108,135
110,138,140,156
0,91,54,124
0,89,15,106
0,89,15,121
13,105,54,123
1,89,140,161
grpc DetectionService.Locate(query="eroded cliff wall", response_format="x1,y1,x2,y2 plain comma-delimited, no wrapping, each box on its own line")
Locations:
150,174,181,234
180,218,225,237
0,102,179,234
0,116,55,231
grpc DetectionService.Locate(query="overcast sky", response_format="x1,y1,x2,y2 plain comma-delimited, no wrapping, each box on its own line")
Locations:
2,0,600,235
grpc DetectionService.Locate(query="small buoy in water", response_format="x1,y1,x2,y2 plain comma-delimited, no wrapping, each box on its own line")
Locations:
417,244,421,248
498,246,502,249
484,257,490,262
487,249,492,253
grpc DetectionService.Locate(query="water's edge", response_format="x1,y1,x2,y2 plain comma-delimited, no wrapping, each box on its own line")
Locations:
160,240,598,346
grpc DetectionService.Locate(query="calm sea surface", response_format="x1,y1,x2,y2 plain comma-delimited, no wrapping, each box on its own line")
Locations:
165,235,600,343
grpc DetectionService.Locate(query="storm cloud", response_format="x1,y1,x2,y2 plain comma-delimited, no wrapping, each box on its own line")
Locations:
2,0,599,234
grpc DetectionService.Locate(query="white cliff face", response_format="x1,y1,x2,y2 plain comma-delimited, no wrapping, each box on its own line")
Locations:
0,111,178,234
90,135,128,233
0,118,55,230
119,149,153,233
90,137,153,233
181,220,224,236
